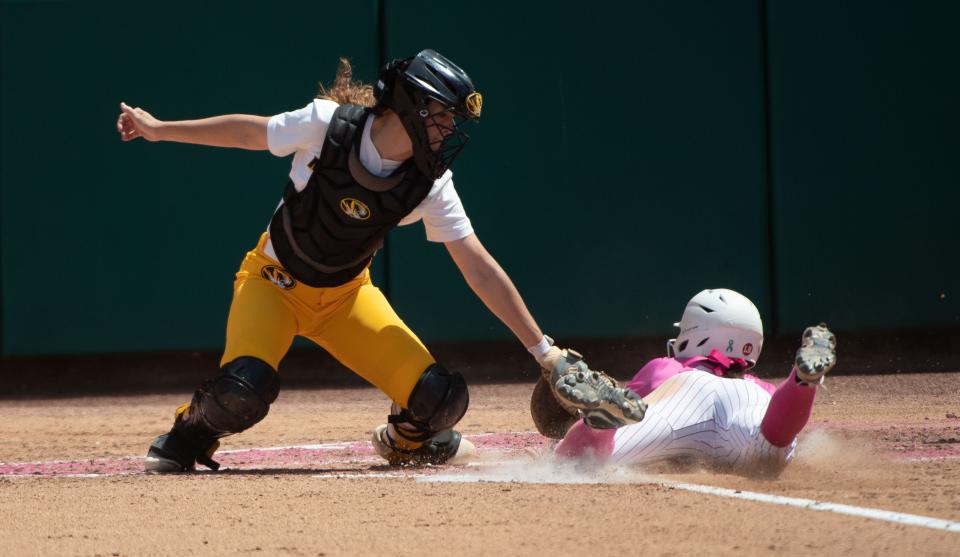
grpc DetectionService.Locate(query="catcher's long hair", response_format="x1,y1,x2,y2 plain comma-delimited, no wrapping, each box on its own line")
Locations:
316,58,375,107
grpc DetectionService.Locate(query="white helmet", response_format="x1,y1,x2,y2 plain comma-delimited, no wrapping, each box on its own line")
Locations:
667,288,764,367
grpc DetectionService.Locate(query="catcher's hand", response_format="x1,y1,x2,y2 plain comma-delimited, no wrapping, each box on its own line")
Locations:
117,102,163,142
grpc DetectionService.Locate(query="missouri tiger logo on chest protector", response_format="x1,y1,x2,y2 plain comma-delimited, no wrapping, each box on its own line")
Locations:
339,198,371,220
268,104,434,288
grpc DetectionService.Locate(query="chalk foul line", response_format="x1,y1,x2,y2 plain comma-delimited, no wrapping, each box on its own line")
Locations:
419,472,960,534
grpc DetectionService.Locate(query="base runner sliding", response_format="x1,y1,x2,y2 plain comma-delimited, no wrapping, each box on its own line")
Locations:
533,289,837,474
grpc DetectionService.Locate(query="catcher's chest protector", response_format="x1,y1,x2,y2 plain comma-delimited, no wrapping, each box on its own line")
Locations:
269,104,434,287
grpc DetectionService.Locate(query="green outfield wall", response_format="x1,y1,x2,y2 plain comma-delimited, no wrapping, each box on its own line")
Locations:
383,0,771,343
0,1,380,355
766,1,960,333
1,1,957,356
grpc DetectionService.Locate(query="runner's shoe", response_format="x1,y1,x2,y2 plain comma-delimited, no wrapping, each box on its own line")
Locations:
795,323,838,384
372,425,476,466
550,349,647,429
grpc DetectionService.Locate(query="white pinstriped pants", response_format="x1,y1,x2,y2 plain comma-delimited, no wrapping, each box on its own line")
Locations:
610,370,795,471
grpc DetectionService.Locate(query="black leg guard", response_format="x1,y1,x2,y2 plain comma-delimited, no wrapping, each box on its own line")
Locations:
179,356,280,436
389,364,469,442
148,357,279,471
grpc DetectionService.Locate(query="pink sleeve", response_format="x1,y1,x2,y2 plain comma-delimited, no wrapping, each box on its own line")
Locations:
555,420,615,460
624,357,687,397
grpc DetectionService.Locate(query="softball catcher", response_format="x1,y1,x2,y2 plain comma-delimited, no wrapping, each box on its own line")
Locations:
118,49,644,471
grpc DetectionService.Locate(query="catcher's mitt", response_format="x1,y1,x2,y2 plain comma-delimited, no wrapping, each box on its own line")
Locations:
530,376,579,439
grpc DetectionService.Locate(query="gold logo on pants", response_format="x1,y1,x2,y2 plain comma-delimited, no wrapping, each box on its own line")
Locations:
340,198,371,220
261,265,296,290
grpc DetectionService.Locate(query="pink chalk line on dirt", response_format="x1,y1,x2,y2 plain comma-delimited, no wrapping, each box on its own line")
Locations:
0,432,550,478
3,425,957,478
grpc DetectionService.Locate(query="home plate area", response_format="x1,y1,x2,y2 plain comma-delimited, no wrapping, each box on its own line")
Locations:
0,432,551,478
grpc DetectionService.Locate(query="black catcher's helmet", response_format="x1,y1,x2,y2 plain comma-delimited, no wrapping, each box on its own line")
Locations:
374,49,482,179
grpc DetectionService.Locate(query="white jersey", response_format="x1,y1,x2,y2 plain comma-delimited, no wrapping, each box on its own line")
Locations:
610,370,794,471
262,99,474,261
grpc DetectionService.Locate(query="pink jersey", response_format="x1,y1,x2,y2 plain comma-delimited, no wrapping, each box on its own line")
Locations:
624,351,776,398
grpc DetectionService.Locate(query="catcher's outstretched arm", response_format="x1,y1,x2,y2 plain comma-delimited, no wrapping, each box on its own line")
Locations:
117,102,269,150
444,232,543,348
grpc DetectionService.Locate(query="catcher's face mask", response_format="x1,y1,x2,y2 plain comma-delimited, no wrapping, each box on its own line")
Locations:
375,49,481,179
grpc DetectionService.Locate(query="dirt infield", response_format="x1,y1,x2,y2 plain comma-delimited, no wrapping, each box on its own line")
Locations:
1,374,959,556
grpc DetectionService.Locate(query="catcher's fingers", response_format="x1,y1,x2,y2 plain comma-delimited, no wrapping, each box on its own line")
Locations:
117,114,141,141
118,103,139,128
118,113,135,134
119,102,147,126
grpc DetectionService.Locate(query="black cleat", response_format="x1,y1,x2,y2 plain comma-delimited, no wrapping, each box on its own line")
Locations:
372,425,475,466
145,432,220,473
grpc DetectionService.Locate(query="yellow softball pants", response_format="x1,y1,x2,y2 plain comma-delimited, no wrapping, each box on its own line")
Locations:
220,233,435,407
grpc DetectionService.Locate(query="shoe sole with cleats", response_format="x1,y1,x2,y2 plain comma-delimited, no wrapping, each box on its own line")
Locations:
795,323,837,383
554,370,647,428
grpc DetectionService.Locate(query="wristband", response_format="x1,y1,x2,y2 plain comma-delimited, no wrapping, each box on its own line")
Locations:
527,335,554,362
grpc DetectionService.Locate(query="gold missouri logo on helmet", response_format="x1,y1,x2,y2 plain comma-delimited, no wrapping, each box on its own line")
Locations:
340,198,371,220
261,265,296,290
465,92,483,118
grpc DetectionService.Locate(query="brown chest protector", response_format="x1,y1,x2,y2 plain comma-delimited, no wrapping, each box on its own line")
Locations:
268,104,434,287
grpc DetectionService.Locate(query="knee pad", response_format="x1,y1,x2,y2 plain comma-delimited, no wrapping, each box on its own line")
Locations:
178,356,280,438
393,364,469,435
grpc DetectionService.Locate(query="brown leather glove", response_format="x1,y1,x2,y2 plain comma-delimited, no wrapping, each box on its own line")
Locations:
530,375,580,439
